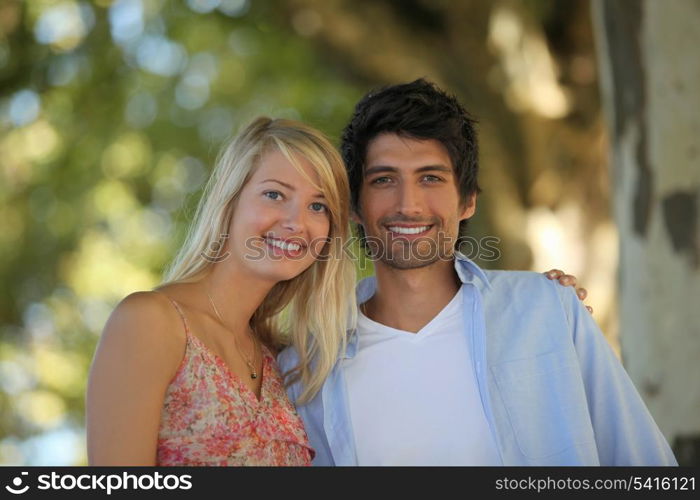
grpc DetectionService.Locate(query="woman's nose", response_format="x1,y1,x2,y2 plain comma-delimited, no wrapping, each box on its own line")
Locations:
282,204,305,233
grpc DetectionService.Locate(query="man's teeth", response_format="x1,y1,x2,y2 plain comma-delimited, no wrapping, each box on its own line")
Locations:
267,238,302,251
388,226,430,235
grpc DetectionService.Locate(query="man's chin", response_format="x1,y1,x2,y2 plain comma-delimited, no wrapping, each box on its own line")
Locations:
363,235,456,269
378,254,443,270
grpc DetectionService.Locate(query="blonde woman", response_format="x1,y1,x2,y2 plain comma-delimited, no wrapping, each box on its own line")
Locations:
86,117,356,465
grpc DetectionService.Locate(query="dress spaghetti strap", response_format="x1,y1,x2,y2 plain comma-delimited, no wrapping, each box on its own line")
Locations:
152,291,314,465
153,291,191,337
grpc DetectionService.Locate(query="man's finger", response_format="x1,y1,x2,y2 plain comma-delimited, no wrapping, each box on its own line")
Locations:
558,274,577,287
586,305,593,314
576,287,588,300
544,269,564,279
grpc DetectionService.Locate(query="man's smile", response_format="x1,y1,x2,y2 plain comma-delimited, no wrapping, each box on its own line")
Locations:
384,224,434,239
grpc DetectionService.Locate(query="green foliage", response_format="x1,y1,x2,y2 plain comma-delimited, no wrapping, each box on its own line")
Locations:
0,0,607,465
0,0,361,465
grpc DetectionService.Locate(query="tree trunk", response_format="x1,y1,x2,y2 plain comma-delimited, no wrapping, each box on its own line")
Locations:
592,0,700,465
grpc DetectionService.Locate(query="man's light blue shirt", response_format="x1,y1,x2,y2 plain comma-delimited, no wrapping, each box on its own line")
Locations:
278,254,677,466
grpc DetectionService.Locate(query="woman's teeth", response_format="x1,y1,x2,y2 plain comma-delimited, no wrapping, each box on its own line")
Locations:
266,238,302,251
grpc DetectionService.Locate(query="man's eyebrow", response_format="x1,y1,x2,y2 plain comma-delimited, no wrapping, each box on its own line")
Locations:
364,166,398,177
364,165,453,176
415,165,453,174
260,179,325,198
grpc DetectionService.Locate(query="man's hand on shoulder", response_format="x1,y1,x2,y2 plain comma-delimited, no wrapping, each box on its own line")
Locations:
543,269,593,314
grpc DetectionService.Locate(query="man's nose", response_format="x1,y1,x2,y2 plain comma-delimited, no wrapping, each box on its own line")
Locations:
397,184,424,216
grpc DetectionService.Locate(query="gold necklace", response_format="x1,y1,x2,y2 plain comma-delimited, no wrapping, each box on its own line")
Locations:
206,290,259,380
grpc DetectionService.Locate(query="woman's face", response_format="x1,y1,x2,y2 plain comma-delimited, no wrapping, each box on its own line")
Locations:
226,148,332,284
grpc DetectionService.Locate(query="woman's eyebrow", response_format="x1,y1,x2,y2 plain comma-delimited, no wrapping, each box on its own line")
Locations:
261,179,295,190
260,179,325,198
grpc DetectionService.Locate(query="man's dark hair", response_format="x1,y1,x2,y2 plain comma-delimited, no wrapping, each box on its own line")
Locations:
341,78,481,242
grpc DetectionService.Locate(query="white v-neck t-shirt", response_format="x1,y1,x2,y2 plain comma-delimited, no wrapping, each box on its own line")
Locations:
343,286,501,465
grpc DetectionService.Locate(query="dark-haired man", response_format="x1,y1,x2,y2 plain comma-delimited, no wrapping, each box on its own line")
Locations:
279,79,676,466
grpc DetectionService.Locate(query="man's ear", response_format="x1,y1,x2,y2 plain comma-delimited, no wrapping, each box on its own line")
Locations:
459,193,477,221
350,208,363,226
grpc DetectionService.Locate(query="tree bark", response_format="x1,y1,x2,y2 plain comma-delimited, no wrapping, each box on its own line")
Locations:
592,0,700,465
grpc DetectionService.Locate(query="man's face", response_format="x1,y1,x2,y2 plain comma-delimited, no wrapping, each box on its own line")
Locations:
354,133,476,269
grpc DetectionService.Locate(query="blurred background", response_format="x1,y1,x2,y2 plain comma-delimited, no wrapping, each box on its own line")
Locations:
0,0,697,465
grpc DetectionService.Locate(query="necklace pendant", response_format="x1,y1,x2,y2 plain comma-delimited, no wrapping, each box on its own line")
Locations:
251,372,257,379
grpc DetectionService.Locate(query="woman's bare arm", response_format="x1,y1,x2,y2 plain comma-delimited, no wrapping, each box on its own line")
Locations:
86,291,185,465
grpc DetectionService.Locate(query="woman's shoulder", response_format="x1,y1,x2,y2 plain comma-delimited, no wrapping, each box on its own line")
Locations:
88,289,190,393
102,290,187,356
112,289,182,326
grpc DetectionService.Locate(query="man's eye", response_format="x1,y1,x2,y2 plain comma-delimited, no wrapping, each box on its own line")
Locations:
310,202,328,213
422,175,443,183
263,190,283,200
370,176,392,185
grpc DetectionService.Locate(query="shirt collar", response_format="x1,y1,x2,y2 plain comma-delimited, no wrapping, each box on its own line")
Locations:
345,252,491,359
453,251,492,291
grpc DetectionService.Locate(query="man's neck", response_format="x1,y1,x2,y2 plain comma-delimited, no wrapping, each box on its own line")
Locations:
362,257,462,333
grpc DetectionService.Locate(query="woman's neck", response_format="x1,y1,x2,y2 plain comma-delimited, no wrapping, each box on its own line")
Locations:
199,263,277,335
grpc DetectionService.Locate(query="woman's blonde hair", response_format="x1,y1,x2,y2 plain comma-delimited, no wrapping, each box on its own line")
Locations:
163,117,356,404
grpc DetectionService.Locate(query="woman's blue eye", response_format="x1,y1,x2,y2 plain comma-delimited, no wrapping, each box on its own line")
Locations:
310,202,328,213
264,190,283,200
